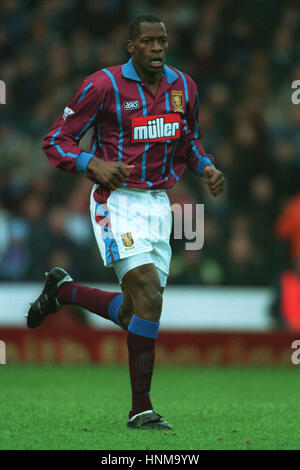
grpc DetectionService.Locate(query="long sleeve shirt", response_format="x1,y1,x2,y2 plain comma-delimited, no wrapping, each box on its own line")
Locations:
43,58,214,193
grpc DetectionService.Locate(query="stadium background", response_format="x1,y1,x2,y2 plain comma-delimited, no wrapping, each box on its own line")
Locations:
1,0,300,347
0,0,299,282
1,0,300,451
1,0,300,346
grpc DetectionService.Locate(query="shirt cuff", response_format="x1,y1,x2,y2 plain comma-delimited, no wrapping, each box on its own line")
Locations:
196,156,214,176
76,152,95,173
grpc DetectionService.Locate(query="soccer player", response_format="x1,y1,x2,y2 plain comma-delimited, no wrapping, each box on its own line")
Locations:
27,15,224,430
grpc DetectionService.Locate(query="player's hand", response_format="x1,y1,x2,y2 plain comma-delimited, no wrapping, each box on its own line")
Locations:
87,157,135,190
203,165,224,197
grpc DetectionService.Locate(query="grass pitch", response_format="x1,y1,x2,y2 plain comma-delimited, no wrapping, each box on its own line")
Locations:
0,364,299,450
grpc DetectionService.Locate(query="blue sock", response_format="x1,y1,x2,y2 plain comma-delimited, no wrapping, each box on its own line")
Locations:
108,294,127,330
128,314,160,339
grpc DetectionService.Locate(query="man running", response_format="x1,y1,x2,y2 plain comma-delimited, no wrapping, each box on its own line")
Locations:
27,14,224,430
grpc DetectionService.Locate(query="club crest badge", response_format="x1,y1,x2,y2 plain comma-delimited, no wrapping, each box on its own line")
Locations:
121,232,134,250
172,91,184,113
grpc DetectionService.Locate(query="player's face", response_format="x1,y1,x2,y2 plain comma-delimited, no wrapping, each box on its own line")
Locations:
128,22,168,75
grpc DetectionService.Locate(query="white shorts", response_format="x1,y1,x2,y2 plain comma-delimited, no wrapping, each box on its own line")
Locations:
90,185,172,287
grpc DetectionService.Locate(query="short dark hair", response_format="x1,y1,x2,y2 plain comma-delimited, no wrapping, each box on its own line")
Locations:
129,15,164,41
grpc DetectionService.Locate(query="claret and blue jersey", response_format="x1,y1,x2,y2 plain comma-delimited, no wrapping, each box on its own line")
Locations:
43,58,214,194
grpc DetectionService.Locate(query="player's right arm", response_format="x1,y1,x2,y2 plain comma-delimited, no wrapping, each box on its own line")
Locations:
43,80,133,189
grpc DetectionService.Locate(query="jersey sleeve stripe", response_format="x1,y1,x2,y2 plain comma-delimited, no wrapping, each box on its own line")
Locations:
102,69,123,162
76,82,93,103
75,104,102,141
50,128,79,159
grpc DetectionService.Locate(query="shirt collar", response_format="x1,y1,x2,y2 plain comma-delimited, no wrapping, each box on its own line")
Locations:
121,58,141,82
122,58,179,84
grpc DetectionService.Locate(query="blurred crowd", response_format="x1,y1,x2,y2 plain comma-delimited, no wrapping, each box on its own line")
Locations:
1,0,300,286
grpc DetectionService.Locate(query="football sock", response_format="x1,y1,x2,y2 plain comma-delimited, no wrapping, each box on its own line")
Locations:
127,315,160,418
56,282,126,329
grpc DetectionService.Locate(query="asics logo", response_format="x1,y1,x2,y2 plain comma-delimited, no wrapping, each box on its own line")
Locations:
124,100,139,110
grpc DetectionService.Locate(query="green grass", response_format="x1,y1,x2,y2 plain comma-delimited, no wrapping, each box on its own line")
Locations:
0,364,300,450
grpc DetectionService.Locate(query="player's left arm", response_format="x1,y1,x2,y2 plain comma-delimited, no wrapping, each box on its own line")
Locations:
184,78,224,197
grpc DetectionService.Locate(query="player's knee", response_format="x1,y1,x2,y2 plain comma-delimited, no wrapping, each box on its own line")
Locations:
122,265,163,321
133,278,163,321
142,287,163,321
136,294,162,322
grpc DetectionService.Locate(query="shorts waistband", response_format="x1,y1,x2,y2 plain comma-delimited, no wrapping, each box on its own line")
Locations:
111,186,166,195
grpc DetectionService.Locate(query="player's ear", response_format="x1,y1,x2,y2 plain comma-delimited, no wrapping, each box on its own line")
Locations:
127,40,134,55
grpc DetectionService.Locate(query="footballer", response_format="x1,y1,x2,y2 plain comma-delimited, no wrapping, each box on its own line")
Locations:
26,15,224,430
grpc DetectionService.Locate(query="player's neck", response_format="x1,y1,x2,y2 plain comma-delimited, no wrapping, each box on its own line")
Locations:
132,59,163,96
